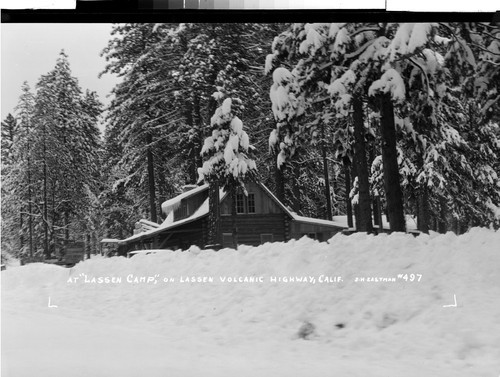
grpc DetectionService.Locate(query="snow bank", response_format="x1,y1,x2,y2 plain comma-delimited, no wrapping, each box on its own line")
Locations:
2,229,500,376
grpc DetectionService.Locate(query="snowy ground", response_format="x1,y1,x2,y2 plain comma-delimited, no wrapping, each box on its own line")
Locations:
2,228,500,377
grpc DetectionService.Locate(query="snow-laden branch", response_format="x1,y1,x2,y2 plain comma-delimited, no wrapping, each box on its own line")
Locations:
408,57,431,97
368,68,406,103
344,38,375,60
198,98,257,183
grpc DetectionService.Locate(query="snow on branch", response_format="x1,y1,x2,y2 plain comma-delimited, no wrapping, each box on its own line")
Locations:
368,68,406,103
269,67,305,122
299,24,327,56
198,97,257,184
386,23,435,62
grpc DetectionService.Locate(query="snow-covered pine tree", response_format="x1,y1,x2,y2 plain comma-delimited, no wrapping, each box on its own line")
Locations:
266,22,500,233
441,22,500,229
267,23,374,230
266,64,311,215
77,90,103,251
198,97,257,249
30,51,102,258
100,24,285,242
101,23,195,229
378,22,500,232
1,114,20,261
359,22,500,232
100,23,174,238
1,82,36,259
103,24,162,224
100,121,137,240
1,114,17,170
170,23,279,184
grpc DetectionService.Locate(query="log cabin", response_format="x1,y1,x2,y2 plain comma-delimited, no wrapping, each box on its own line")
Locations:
116,181,346,254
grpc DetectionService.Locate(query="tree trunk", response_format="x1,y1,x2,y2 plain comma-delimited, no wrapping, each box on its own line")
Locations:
65,212,70,244
28,159,33,258
376,196,383,232
156,168,167,221
274,157,285,203
290,164,301,214
230,188,238,249
331,167,338,216
322,143,333,220
86,233,91,259
193,95,203,175
51,181,56,256
207,181,221,248
354,203,361,231
379,94,406,232
417,185,430,234
373,197,379,226
452,217,459,235
438,195,448,233
344,157,354,228
94,234,98,255
43,123,49,259
352,95,373,233
19,210,24,258
321,122,333,220
185,101,198,183
146,133,157,223
415,151,430,234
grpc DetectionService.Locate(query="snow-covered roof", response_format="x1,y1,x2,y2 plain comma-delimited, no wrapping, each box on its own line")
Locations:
121,187,227,244
307,215,418,232
101,238,121,243
139,219,160,228
291,214,346,229
161,184,209,214
127,249,173,257
120,212,203,244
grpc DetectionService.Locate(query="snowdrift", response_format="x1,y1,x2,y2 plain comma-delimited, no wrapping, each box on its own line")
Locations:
2,228,500,377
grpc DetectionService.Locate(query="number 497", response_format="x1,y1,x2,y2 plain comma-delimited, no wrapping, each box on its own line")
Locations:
397,273,422,282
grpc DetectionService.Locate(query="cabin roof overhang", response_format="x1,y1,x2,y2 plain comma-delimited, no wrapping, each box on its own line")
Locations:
120,187,227,245
119,211,208,245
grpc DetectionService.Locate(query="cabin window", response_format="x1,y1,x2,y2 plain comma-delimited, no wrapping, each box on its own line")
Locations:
247,193,256,213
260,234,274,243
235,192,256,214
236,194,245,214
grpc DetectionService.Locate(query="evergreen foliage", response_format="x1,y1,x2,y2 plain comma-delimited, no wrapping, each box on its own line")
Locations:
1,52,102,260
3,23,499,259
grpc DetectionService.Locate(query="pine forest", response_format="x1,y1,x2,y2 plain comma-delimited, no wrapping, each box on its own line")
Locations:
2,22,500,261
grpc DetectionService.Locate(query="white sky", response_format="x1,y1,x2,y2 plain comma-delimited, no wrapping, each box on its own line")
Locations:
1,23,119,130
